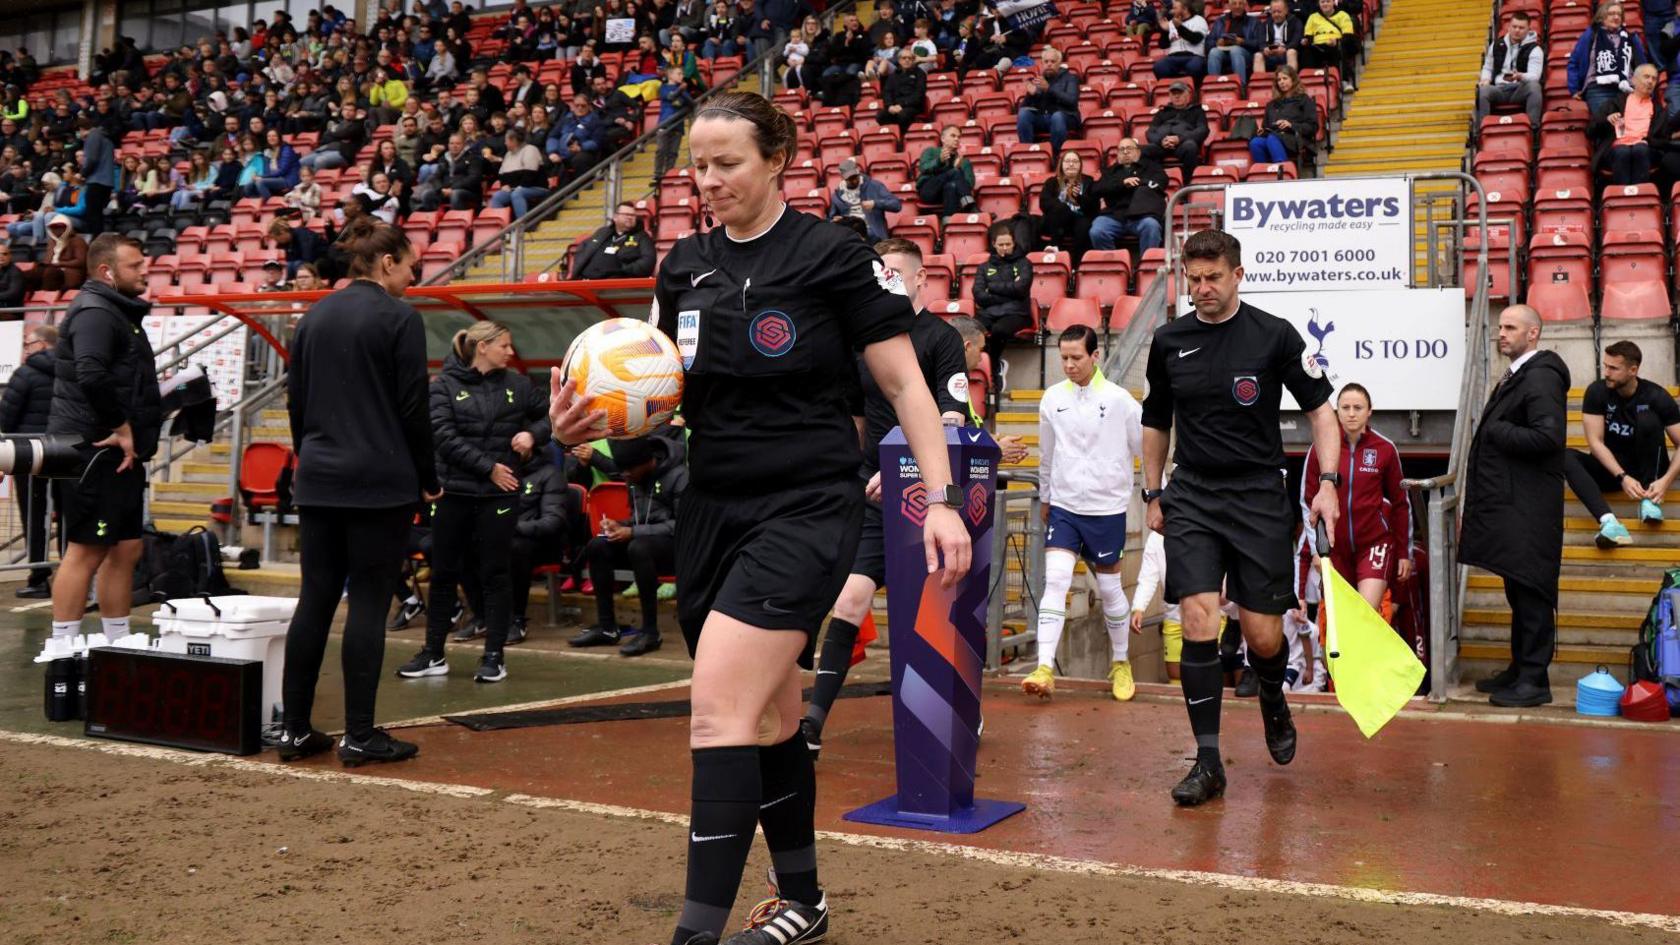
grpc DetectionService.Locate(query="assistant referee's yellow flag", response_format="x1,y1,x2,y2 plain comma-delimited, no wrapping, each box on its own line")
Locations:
1322,557,1426,738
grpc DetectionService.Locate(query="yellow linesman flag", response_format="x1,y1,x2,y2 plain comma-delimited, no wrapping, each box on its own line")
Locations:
1322,556,1426,738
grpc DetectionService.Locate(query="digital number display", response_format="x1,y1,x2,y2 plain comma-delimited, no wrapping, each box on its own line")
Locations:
84,649,262,755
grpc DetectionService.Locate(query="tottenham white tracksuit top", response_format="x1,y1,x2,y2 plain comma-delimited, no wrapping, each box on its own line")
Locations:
1037,368,1143,517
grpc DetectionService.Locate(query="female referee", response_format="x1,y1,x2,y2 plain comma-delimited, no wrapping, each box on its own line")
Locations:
551,90,971,945
278,215,440,767
1297,382,1412,610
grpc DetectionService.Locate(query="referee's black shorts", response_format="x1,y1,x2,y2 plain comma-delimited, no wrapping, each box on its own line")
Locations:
1162,466,1299,616
849,499,886,587
56,447,147,547
676,477,865,668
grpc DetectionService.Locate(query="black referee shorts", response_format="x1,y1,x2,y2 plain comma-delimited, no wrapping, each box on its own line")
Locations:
850,499,886,587
57,447,147,547
676,477,865,668
1162,466,1299,616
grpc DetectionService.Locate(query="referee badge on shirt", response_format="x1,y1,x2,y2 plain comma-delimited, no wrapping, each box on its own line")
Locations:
676,309,700,368
1232,375,1260,406
749,310,796,357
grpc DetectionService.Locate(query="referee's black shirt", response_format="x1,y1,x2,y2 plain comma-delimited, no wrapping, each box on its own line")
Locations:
654,207,915,495
856,311,969,474
1141,300,1332,476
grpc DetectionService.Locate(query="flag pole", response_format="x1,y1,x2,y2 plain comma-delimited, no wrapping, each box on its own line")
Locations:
1315,520,1339,660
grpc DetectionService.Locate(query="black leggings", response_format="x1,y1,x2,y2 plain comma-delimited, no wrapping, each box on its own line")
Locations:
282,505,412,739
424,493,520,654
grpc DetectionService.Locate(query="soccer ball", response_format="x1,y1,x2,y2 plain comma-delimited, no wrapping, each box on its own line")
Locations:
561,317,684,438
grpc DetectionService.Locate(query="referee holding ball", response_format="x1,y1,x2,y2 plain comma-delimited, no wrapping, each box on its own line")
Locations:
551,91,970,945
1140,230,1340,807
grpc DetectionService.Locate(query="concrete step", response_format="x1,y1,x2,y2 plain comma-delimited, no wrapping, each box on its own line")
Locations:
151,499,215,518
154,517,209,534
1467,573,1658,619
153,481,227,499
1560,545,1680,566
1565,515,1680,536
180,462,230,483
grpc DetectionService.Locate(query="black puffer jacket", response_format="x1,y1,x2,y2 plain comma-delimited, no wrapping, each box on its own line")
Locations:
429,351,552,497
972,249,1034,321
0,349,56,433
47,281,162,459
626,434,688,540
515,449,570,541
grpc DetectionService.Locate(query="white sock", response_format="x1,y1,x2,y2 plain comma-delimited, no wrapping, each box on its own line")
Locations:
52,620,80,640
1036,552,1076,671
1095,571,1131,662
101,616,131,639
1600,512,1616,524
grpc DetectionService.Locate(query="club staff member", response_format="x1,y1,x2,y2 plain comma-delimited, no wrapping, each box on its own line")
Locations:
279,216,440,768
550,90,971,945
0,323,60,597
1565,340,1680,546
1139,228,1340,808
45,234,161,648
802,236,969,760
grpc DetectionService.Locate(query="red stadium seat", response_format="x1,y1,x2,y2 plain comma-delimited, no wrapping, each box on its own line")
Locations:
1533,189,1592,238
922,253,956,300
941,212,994,262
1524,231,1593,322
892,216,941,259
1602,183,1663,235
1026,249,1071,319
659,169,698,205
1108,294,1144,333
975,177,1025,218
932,298,976,320
1074,250,1133,312
1599,230,1670,320
1045,296,1102,334
1476,113,1534,165
1135,247,1168,293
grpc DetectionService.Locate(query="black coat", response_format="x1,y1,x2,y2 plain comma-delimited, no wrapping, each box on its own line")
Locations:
428,351,552,497
47,282,162,460
972,250,1033,320
1037,174,1098,241
514,451,569,540
571,222,655,279
879,67,927,116
1262,92,1318,160
1460,349,1570,602
1146,102,1210,148
624,434,687,539
0,262,24,309
0,349,55,433
288,281,439,508
1091,159,1169,220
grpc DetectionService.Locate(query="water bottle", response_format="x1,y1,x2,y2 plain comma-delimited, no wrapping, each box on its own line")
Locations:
43,658,76,722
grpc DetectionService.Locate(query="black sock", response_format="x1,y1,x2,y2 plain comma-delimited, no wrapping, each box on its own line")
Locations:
804,617,859,732
1181,639,1224,768
1248,639,1289,704
759,734,820,906
672,746,761,945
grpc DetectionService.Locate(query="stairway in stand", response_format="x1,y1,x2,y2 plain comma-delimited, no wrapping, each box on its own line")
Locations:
1458,386,1680,701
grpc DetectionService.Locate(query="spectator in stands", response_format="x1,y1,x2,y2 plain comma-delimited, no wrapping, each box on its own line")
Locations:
1301,0,1359,88
1460,304,1569,707
821,13,875,105
1090,138,1167,256
865,30,905,79
1038,149,1100,260
28,215,87,292
972,220,1034,378
654,65,695,181
236,134,272,194
1128,0,1162,37
353,170,405,224
292,264,322,291
567,435,685,657
300,104,368,171
1250,65,1318,166
762,0,812,50
665,34,704,92
286,166,323,219
371,138,416,190
828,157,902,241
393,116,424,168
1475,11,1544,128
1593,62,1660,183
1144,80,1210,174
550,94,608,180
1154,0,1210,81
1208,0,1267,91
572,42,609,95
1565,340,1680,545
270,219,332,279
250,128,302,198
668,0,708,46
74,116,116,239
488,128,551,220
0,244,21,310
170,152,214,211
783,16,824,89
878,47,929,129
0,322,56,595
916,124,978,217
1569,1,1647,115
572,202,657,279
424,39,460,91
256,259,291,293
1016,47,1081,155
591,75,644,151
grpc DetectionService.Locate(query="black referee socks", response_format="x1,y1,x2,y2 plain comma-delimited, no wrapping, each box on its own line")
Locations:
1180,639,1224,768
674,746,761,945
1248,639,1289,705
805,617,859,731
759,733,821,906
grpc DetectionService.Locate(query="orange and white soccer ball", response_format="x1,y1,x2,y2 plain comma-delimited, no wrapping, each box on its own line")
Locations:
561,318,684,438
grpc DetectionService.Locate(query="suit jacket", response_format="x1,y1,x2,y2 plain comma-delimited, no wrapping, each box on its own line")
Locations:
1459,349,1570,601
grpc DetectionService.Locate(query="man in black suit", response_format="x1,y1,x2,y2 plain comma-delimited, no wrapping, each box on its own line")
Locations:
1459,303,1570,707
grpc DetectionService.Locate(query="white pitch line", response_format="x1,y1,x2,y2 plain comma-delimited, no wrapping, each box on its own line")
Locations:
9,727,1679,934
10,600,54,613
372,677,693,729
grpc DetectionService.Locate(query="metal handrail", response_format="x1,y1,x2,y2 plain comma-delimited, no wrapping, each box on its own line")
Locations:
422,1,862,286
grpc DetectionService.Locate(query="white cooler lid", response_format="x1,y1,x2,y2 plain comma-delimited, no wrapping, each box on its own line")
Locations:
153,595,298,627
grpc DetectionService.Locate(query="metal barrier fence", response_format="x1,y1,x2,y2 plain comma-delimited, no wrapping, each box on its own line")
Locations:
985,472,1043,673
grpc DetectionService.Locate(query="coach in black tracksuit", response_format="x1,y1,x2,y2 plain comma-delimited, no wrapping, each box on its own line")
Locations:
0,324,58,594
399,321,550,683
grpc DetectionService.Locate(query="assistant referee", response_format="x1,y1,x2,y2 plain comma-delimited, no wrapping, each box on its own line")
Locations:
1139,229,1341,807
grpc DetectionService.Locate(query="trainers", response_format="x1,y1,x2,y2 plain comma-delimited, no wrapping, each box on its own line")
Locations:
1596,517,1632,548
800,716,822,762
1640,498,1664,524
657,582,677,601
451,616,486,642
15,582,50,599
726,892,829,945
474,652,507,683
387,596,425,630
1261,696,1297,765
1234,667,1259,697
619,630,662,657
1170,760,1227,806
568,625,621,647
505,617,528,646
1021,665,1055,699
1108,660,1136,701
276,728,333,762
622,582,640,598
338,728,419,767
396,650,447,678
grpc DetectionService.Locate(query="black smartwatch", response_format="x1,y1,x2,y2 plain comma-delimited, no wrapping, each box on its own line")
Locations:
931,483,962,508
1142,487,1164,502
1319,472,1342,487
